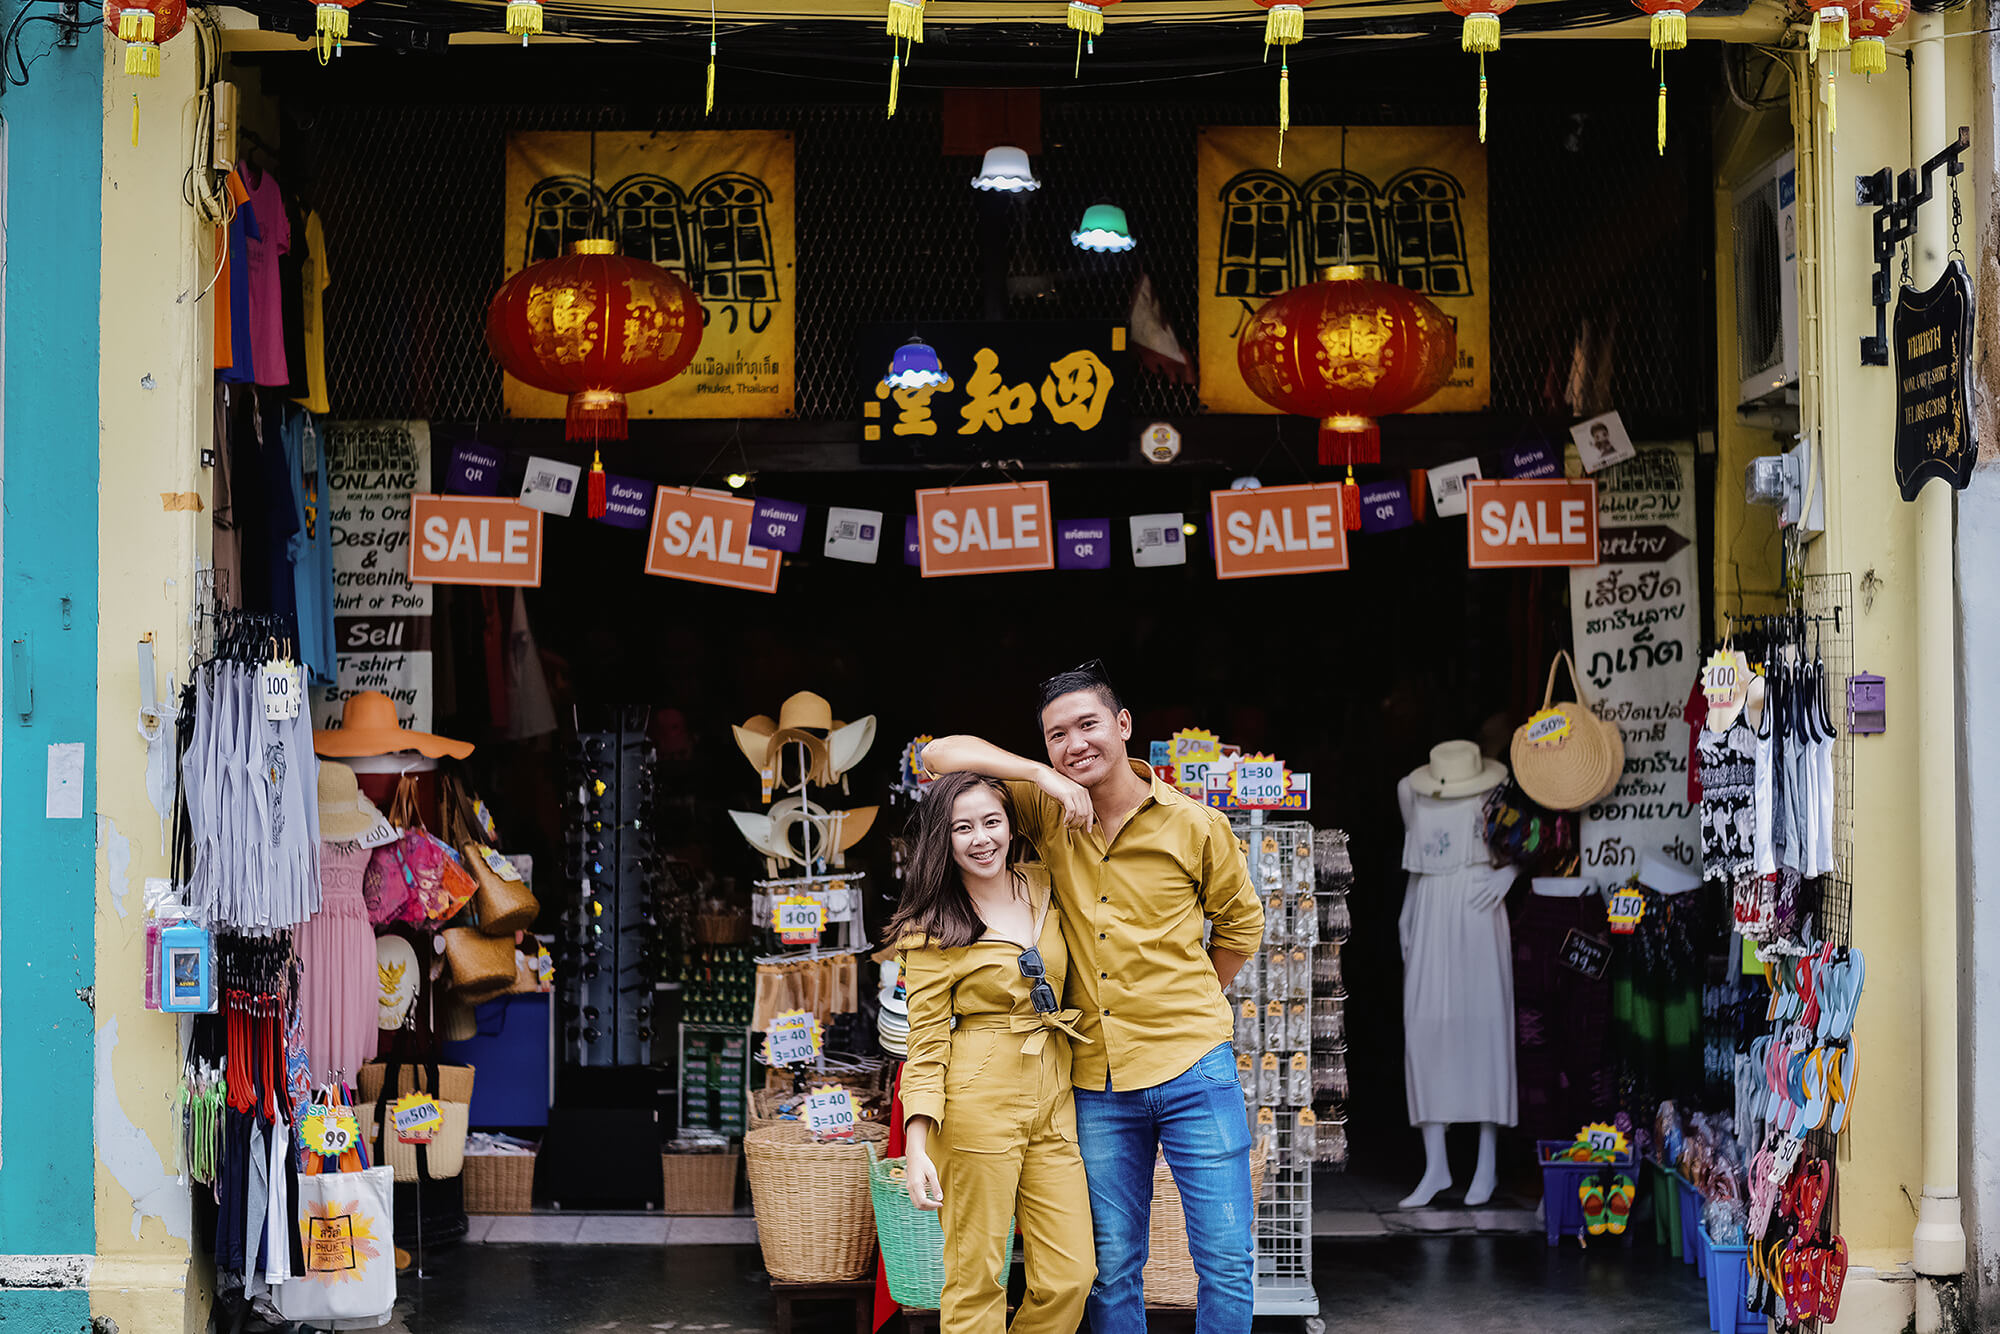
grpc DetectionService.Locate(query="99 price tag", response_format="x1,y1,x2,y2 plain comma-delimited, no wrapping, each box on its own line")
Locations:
805,1084,857,1141
302,1105,359,1158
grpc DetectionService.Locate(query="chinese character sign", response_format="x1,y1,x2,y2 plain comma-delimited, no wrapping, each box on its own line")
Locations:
859,322,1131,463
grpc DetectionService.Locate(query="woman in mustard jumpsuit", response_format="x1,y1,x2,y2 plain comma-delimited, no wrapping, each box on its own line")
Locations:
891,772,1095,1334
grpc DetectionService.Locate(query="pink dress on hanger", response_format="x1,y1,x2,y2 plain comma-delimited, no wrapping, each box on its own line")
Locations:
297,840,376,1083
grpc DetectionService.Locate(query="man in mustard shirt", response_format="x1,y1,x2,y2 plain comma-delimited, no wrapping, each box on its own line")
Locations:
923,662,1264,1334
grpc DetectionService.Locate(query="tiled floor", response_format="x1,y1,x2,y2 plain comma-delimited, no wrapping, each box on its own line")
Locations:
1312,1169,1542,1238
468,1213,759,1246
382,1234,1716,1332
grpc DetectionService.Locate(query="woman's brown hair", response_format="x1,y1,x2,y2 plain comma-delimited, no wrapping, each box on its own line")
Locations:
885,772,1027,950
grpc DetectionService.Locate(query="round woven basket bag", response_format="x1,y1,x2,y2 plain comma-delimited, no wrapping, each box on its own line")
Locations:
1510,651,1621,812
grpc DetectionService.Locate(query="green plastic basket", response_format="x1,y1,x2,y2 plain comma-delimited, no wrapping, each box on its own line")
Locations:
868,1146,948,1310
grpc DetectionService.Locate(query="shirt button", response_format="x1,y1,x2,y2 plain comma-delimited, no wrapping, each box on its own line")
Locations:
1099,933,1106,940
1099,972,1107,979
1102,1009,1111,1015
1100,896,1108,903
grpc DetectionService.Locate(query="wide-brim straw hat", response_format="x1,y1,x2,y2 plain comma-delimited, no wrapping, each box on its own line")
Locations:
1511,652,1623,812
733,695,878,785
317,759,399,845
1407,740,1508,801
729,799,879,866
316,690,473,761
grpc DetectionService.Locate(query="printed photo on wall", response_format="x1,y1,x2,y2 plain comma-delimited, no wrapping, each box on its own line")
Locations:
1571,410,1637,474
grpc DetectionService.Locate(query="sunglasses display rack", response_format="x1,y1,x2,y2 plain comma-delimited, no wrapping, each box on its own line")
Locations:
1225,817,1323,1318
1310,829,1354,1168
561,719,664,1069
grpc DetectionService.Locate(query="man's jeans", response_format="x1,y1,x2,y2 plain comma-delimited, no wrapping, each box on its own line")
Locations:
1073,1042,1256,1334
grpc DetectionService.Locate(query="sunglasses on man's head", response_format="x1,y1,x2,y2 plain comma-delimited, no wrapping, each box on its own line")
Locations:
1018,945,1059,1014
1041,658,1113,692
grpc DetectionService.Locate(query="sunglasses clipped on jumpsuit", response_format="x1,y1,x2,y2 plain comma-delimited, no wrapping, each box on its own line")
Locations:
899,863,1097,1334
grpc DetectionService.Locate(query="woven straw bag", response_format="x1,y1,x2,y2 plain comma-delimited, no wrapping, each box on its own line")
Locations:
744,1121,887,1281
1511,652,1623,812
463,843,538,936
1142,1136,1271,1307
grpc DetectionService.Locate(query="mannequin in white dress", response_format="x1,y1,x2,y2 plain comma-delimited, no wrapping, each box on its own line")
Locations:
1397,741,1519,1209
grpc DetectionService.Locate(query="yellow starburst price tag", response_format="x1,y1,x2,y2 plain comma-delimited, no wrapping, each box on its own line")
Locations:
773,894,824,945
1523,707,1572,748
1230,754,1289,806
301,1105,360,1159
390,1094,443,1144
1171,728,1221,764
762,1008,821,1067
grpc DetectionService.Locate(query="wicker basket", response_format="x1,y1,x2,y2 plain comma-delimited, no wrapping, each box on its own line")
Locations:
463,1151,537,1214
1141,1136,1271,1308
694,910,749,944
663,1151,741,1214
358,1061,477,1105
744,1121,888,1281
867,1146,947,1309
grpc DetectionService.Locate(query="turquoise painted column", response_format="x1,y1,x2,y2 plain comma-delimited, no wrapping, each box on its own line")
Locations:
0,3,101,1325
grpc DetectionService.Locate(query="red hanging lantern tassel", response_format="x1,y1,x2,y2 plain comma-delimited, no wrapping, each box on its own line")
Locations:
1341,468,1362,531
587,449,608,519
1442,0,1514,143
109,0,185,78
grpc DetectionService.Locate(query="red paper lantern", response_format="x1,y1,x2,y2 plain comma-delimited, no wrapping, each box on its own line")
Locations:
1848,0,1907,74
1237,264,1458,471
1251,1,1312,164
1441,0,1515,142
1633,0,1701,153
486,239,704,513
106,0,184,77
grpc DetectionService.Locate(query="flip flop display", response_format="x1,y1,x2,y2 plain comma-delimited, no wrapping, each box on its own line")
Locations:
1579,1179,1608,1236
1605,1175,1634,1236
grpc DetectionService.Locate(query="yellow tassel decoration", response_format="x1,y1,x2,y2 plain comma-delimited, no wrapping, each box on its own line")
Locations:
1277,60,1290,166
125,42,159,76
706,40,716,112
1477,55,1488,144
116,8,153,41
887,0,924,42
1067,1,1104,35
1657,76,1667,155
1264,2,1304,49
1461,11,1500,52
505,0,540,42
888,42,902,117
130,91,140,144
1823,65,1837,133
1851,36,1885,74
315,2,348,63
1649,8,1686,50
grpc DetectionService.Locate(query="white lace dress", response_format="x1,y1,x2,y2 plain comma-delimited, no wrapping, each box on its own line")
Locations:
1397,778,1519,1127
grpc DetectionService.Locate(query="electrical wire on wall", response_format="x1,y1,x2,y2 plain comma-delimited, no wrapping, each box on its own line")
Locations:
0,0,96,92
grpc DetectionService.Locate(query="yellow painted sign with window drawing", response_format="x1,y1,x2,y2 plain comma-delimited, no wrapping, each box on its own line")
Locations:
503,130,795,418
1195,126,1490,418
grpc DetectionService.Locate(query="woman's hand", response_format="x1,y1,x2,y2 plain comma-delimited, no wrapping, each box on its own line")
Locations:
904,1147,944,1211
1035,765,1095,830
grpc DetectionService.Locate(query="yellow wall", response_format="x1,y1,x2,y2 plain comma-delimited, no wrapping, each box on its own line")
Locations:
1783,17,1979,1272
90,25,213,1333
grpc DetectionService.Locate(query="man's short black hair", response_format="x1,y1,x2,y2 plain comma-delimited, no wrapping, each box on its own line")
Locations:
1036,671,1126,729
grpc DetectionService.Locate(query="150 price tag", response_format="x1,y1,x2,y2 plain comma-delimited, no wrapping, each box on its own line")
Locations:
804,1085,857,1140
1606,891,1647,935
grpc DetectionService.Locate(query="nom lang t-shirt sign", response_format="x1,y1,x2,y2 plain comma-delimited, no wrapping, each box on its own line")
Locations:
407,493,544,587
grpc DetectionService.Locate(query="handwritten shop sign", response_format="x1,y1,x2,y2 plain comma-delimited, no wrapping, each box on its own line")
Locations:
859,322,1130,464
1893,258,1977,500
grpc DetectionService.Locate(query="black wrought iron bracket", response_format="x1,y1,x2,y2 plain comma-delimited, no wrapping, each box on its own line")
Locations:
1855,125,1971,365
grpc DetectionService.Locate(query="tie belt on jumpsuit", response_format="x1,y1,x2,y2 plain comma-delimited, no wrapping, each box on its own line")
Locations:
955,1010,1094,1056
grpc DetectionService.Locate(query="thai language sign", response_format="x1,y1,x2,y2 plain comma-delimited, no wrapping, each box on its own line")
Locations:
1568,443,1699,884
314,421,434,734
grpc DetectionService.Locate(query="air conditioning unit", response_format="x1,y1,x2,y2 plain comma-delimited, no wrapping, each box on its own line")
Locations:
1732,150,1799,407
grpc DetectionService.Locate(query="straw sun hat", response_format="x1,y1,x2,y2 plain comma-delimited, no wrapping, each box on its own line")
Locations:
1510,651,1625,812
315,690,473,761
1407,740,1508,801
732,691,877,786
317,760,399,846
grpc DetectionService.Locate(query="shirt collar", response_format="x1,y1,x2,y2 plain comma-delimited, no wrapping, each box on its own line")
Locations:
1129,758,1173,809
